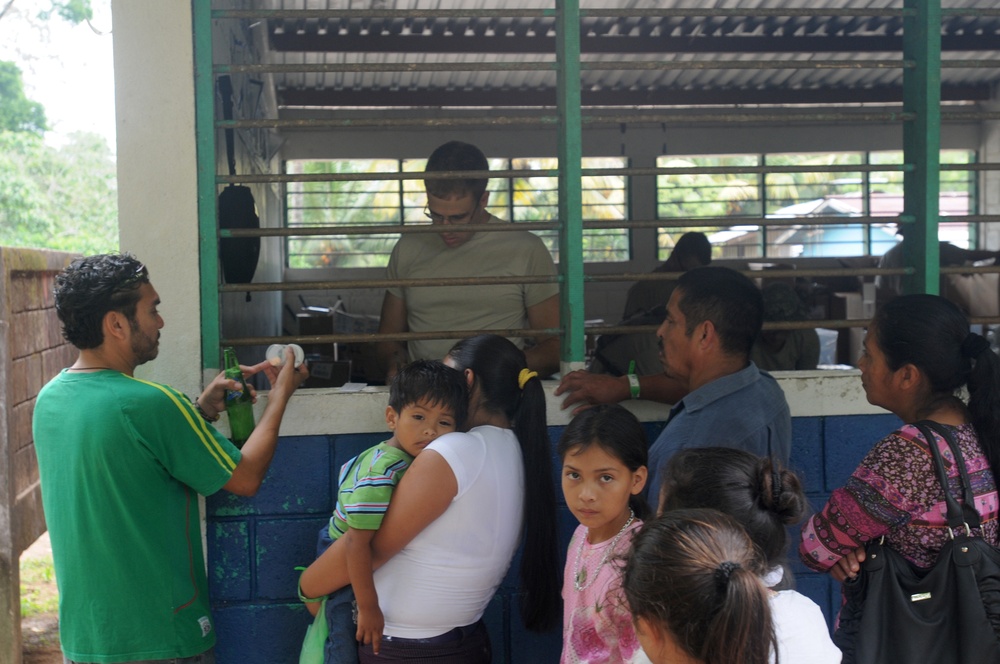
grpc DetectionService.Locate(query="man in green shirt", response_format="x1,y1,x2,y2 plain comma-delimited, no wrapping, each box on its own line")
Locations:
33,253,308,664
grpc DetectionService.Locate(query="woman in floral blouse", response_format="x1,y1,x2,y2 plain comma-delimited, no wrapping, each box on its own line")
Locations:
799,294,1000,580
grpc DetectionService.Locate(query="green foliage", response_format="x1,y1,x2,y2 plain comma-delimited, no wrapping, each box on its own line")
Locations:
37,0,93,24
286,159,402,269
0,61,47,135
655,150,977,259
0,130,118,254
20,553,59,618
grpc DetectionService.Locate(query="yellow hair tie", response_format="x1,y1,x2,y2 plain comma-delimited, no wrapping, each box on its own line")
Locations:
518,368,538,390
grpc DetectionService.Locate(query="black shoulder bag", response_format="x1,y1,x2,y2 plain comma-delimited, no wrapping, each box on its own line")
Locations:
834,420,1000,664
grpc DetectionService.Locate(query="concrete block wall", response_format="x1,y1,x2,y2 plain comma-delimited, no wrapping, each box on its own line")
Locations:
206,414,899,664
0,247,77,664
788,413,902,623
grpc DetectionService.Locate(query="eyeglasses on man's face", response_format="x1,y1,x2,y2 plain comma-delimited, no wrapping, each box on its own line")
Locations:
423,202,479,225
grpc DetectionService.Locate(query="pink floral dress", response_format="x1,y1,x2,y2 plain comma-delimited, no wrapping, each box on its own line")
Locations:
560,521,646,664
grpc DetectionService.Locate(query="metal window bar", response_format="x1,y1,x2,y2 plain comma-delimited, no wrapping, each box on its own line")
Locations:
216,60,923,75
211,8,929,21
653,152,982,258
283,157,630,265
197,0,994,368
217,110,1000,131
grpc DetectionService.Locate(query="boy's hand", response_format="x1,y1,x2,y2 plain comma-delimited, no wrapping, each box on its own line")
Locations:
356,605,385,655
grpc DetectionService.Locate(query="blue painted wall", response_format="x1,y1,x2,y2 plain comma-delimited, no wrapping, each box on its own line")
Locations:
206,413,900,664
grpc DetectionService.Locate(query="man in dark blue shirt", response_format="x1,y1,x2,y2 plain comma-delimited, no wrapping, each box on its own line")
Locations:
558,266,791,505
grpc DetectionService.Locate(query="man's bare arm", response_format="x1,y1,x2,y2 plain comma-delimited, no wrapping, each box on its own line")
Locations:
525,294,560,378
377,292,409,382
555,370,686,415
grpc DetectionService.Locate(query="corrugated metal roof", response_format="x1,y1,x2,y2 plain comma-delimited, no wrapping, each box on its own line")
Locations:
238,1,1000,109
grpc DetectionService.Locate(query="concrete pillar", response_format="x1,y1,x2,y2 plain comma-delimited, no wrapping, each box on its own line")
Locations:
0,248,77,664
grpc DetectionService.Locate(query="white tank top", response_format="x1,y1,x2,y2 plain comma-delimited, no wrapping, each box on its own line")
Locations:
373,425,525,638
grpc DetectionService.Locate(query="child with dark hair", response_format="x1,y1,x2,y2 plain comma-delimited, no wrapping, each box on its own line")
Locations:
661,447,841,663
622,509,778,664
557,404,650,663
316,360,468,663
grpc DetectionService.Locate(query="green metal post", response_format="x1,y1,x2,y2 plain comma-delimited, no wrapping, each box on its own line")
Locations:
192,0,222,369
759,155,768,257
556,0,585,365
901,0,941,294
863,152,872,254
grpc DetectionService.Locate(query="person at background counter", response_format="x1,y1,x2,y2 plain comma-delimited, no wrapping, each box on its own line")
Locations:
557,266,791,505
376,140,560,381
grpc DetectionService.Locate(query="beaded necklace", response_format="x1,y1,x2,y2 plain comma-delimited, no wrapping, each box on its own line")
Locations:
573,509,635,592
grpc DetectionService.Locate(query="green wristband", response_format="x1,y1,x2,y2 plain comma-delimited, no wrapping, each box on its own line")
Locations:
627,374,640,400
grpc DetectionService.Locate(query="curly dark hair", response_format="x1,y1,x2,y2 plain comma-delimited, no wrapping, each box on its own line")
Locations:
54,253,149,349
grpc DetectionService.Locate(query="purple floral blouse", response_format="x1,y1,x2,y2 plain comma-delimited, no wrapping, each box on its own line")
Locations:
800,423,999,571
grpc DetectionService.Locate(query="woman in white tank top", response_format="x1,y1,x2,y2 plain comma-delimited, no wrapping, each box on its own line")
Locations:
301,335,560,663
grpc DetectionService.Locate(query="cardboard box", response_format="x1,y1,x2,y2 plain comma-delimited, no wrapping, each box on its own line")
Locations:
303,355,352,388
297,311,335,357
830,292,872,367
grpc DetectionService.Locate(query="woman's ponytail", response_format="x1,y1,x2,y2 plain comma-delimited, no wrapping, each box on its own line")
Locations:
702,563,776,664
446,335,561,631
965,333,1000,482
513,373,561,631
623,509,777,664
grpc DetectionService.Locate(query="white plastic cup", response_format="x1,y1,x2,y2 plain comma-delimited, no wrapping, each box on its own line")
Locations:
265,343,305,368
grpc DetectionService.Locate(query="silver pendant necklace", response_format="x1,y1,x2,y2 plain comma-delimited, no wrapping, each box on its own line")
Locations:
573,508,635,592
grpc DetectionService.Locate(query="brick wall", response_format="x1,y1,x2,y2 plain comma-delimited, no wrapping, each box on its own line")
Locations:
0,247,77,664
206,414,899,664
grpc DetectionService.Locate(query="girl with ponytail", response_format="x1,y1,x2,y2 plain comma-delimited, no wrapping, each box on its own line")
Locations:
660,447,841,663
622,509,777,664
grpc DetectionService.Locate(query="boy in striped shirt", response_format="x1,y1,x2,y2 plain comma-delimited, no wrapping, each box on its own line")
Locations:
317,359,468,663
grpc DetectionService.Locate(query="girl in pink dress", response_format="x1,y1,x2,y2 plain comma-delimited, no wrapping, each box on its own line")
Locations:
558,404,650,664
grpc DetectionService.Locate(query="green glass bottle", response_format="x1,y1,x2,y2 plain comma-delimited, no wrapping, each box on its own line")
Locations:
223,347,255,448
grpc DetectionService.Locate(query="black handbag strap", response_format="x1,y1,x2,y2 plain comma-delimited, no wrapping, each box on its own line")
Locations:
922,420,980,529
912,420,981,532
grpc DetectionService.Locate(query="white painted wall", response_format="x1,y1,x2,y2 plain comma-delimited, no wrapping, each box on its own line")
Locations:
238,370,881,435
112,0,203,396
